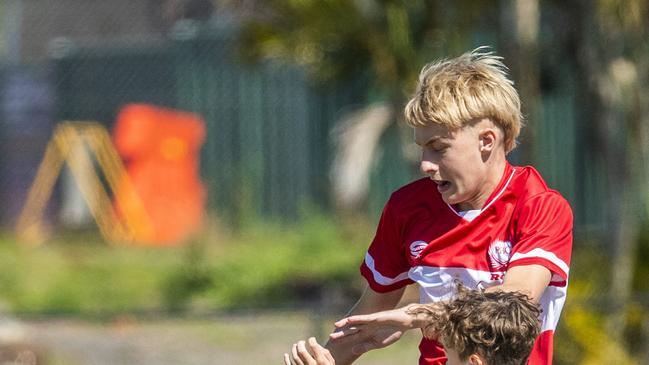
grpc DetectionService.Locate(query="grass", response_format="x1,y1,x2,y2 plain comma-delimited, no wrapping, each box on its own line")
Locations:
0,213,373,316
19,312,422,365
0,234,179,314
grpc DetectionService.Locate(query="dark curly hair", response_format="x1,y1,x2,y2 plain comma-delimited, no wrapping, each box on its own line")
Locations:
408,286,541,365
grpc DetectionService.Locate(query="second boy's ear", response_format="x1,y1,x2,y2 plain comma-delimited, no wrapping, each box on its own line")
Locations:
468,353,487,365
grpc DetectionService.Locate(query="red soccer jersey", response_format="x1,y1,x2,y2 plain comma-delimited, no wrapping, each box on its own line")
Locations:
360,163,573,365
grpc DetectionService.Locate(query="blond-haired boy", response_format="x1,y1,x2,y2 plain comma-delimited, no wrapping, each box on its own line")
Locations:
292,47,572,365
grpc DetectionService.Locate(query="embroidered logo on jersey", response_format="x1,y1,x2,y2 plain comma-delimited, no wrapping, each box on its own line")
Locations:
488,240,512,271
409,240,429,259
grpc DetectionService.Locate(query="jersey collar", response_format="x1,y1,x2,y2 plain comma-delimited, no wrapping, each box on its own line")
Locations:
446,162,516,220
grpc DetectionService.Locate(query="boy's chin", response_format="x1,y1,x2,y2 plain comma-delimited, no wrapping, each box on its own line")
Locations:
441,194,460,206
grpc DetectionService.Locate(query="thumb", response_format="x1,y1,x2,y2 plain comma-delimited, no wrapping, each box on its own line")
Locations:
381,331,403,346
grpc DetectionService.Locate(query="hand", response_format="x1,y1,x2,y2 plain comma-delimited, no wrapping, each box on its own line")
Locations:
328,305,422,355
284,337,335,365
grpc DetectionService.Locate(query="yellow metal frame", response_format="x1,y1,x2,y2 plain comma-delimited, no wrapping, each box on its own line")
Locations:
16,122,153,245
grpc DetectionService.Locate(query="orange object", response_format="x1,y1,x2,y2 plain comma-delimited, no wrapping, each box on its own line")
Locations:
113,104,206,245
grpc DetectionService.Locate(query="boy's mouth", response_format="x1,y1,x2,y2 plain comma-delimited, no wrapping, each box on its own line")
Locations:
433,179,451,193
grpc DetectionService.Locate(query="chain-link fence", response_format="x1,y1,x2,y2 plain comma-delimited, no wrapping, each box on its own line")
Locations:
2,30,617,230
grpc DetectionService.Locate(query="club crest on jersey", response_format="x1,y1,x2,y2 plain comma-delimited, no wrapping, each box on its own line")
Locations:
488,240,512,271
409,240,429,259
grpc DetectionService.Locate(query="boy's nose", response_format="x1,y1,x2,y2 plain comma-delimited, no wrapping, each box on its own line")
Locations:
420,159,439,175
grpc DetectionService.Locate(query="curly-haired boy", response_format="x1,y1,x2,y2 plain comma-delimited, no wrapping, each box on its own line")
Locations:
285,288,541,365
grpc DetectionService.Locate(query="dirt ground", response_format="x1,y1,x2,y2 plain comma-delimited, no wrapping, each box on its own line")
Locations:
1,312,422,365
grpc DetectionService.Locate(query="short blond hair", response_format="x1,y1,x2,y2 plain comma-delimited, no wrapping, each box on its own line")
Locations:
404,47,523,153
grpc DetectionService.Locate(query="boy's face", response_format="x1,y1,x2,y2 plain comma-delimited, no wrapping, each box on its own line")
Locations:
414,119,501,211
445,348,487,365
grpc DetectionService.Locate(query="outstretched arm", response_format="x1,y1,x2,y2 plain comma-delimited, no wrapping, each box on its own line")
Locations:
329,302,437,350
284,304,435,365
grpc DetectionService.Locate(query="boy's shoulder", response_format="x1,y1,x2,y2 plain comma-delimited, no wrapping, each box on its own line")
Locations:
511,165,570,206
387,177,442,209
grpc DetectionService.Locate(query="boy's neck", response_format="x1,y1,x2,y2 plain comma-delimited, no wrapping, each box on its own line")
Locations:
455,157,508,211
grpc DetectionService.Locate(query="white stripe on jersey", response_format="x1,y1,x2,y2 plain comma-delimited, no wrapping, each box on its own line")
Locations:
539,284,568,331
364,253,410,286
409,265,567,332
409,266,503,303
510,248,570,281
480,169,517,212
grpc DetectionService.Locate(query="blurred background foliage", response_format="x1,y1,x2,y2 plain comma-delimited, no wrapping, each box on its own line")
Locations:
0,0,649,364
0,220,647,364
0,212,371,316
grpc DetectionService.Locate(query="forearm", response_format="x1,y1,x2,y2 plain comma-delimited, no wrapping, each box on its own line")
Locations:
404,302,445,329
325,286,405,364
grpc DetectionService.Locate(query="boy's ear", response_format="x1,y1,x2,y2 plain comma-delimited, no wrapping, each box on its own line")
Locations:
468,353,486,365
478,128,498,152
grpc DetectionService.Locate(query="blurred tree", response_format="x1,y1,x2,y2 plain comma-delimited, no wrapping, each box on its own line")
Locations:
499,0,541,163
570,0,649,345
239,0,500,211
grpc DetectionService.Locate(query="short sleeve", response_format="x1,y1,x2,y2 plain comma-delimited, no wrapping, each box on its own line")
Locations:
509,192,573,284
360,196,413,292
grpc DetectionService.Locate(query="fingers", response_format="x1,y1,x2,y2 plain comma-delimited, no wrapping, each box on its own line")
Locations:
334,317,351,328
296,340,314,365
331,315,372,340
334,314,372,328
283,353,294,365
329,326,362,340
308,337,334,365
324,351,335,363
285,338,334,365
291,342,306,365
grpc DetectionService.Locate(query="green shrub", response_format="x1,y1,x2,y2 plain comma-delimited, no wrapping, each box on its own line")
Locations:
161,241,214,311
0,212,372,315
